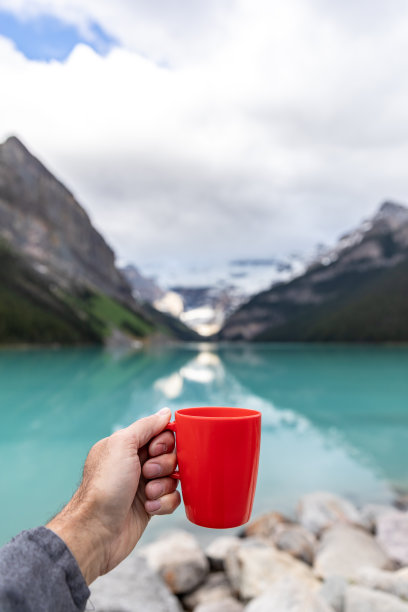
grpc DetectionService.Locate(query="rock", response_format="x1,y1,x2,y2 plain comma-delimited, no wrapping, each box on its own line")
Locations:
245,577,335,612
225,538,318,600
90,552,182,612
355,566,408,600
297,492,367,535
245,512,316,564
205,537,242,571
319,576,347,612
394,493,408,511
273,523,316,565
195,598,244,612
344,585,408,612
182,572,233,610
314,525,392,580
360,504,394,532
140,531,209,594
245,512,289,538
376,510,408,565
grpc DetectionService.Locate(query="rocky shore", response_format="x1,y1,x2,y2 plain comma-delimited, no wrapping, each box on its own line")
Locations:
90,491,408,611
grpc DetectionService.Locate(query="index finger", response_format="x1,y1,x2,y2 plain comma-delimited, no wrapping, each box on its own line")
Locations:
149,430,175,457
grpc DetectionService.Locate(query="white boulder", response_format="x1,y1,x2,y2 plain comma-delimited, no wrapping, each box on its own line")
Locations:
205,536,242,571
245,577,334,612
196,598,244,612
139,530,209,594
376,510,408,565
244,511,316,564
225,538,318,600
182,572,233,610
344,585,408,612
297,492,367,535
319,575,347,612
90,551,182,612
355,566,408,600
314,525,391,580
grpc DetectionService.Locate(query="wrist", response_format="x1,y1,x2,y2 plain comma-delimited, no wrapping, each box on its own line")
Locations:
47,504,111,585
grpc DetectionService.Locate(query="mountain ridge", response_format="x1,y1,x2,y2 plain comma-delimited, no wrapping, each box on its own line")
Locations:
219,200,408,342
0,135,132,304
0,135,198,344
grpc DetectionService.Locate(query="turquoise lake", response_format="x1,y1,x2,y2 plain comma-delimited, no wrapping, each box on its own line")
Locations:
1,343,408,547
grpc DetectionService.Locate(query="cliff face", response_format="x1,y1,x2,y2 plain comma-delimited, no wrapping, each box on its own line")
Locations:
220,201,408,342
121,264,164,303
0,136,132,303
0,136,199,344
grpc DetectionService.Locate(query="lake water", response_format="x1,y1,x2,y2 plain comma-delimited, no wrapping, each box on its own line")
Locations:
1,343,408,547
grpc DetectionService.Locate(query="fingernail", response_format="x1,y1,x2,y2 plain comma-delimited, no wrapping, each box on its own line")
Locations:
156,407,170,416
145,462,162,477
146,499,161,513
156,443,167,454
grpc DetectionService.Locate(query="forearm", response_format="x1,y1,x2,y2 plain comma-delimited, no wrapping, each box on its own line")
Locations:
47,504,108,586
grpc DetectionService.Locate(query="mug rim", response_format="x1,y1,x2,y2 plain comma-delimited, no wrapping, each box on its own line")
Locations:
175,406,261,420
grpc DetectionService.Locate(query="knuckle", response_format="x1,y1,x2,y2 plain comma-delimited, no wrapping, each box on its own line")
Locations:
150,431,173,450
166,451,176,463
169,491,181,510
164,478,177,494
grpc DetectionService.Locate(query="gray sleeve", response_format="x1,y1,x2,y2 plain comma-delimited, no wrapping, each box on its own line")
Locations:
0,526,90,612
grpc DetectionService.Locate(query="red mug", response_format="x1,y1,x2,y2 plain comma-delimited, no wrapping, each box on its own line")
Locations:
165,406,261,529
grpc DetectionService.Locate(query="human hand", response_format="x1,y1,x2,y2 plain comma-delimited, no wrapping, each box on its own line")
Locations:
47,407,180,584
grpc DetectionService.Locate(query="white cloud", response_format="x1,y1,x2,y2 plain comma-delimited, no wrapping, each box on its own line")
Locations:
2,0,408,267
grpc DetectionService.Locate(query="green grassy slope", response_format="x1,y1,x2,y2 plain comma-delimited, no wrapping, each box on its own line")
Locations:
0,242,155,344
0,242,99,343
62,289,155,340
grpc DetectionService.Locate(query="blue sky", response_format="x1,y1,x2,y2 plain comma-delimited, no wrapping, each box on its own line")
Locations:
0,8,116,61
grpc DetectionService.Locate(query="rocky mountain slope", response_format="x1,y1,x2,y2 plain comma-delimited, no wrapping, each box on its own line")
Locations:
121,264,164,304
220,201,408,342
0,136,197,344
0,137,132,303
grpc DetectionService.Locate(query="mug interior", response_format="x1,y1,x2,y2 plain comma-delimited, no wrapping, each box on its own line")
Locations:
176,406,260,419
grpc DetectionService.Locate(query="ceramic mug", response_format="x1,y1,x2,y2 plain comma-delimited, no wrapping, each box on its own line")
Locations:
165,406,261,529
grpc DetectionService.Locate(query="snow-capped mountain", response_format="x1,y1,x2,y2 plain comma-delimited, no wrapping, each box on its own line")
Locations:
135,255,308,335
220,200,408,342
308,201,408,270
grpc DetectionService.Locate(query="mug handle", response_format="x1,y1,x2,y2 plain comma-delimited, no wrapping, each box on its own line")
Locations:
164,421,181,480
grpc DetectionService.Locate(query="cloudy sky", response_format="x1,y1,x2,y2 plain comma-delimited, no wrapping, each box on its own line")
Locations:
1,0,408,268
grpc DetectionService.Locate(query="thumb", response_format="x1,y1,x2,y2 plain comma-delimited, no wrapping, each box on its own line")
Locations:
126,407,172,449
